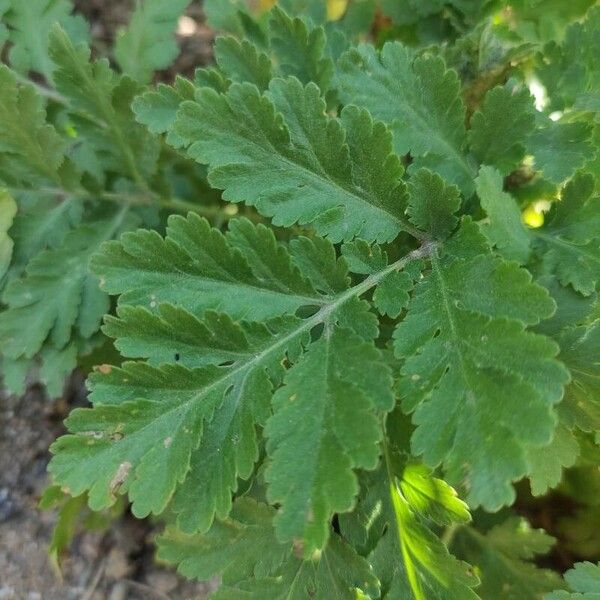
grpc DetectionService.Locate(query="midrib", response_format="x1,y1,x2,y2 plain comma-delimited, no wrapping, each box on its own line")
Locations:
91,242,437,459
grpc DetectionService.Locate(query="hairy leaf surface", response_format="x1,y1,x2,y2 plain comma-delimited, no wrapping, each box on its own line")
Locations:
173,78,416,241
338,42,476,193
394,219,569,509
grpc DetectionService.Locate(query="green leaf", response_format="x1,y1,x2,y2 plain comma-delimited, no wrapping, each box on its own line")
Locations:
0,354,29,396
341,239,417,318
1,337,87,397
527,119,594,184
475,165,531,263
49,215,426,530
95,311,303,533
49,25,158,183
160,497,380,599
212,534,380,600
338,42,476,194
268,6,333,92
394,219,569,509
533,174,600,295
557,322,600,432
131,76,196,147
38,340,80,397
537,6,600,112
265,326,394,552
469,85,536,175
49,314,300,519
546,561,600,599
0,209,129,359
132,66,230,147
526,424,579,496
354,457,478,600
398,463,471,527
157,498,290,585
2,0,89,80
0,65,66,187
39,486,88,570
91,214,323,321
202,0,250,35
407,168,461,240
534,276,597,338
3,195,82,282
114,0,190,83
452,518,564,600
174,77,417,242
0,189,17,280
214,36,272,90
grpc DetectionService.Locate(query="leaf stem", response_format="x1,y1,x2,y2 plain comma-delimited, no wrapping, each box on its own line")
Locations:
320,239,437,316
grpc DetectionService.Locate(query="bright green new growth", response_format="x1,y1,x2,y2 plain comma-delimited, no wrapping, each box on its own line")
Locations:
1,1,600,599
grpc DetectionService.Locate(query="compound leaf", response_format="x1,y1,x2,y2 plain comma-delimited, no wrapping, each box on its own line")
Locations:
394,219,569,509
338,42,476,194
265,326,394,552
174,77,415,242
49,216,420,536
